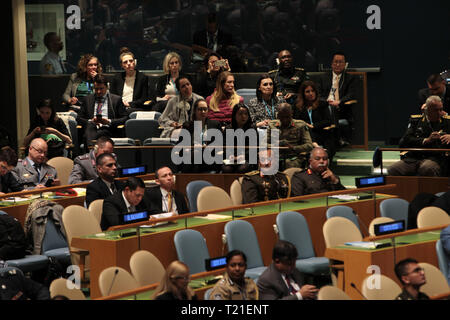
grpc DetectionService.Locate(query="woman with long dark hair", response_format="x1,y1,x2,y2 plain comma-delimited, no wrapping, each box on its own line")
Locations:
294,80,336,160
222,103,258,173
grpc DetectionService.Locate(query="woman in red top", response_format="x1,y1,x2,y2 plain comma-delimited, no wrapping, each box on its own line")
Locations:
206,71,243,126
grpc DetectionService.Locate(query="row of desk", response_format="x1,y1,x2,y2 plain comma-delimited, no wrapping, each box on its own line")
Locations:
0,174,447,299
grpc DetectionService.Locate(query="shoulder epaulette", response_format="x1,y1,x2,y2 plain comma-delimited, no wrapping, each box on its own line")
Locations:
295,67,305,71
410,114,422,118
245,170,260,176
443,115,450,119
268,69,277,74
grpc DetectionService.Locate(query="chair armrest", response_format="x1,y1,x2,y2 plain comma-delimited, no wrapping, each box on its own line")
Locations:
344,100,358,105
324,124,336,130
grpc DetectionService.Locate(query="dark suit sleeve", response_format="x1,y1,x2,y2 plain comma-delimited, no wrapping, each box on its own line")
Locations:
175,191,190,214
144,188,163,215
4,172,24,193
130,72,149,108
312,103,332,130
77,96,91,127
110,96,128,127
156,75,168,98
101,194,124,230
85,181,101,208
338,73,357,106
241,177,260,204
109,73,122,96
256,267,298,300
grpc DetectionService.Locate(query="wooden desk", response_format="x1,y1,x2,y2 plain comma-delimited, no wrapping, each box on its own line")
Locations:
325,228,443,300
72,185,396,298
386,176,449,202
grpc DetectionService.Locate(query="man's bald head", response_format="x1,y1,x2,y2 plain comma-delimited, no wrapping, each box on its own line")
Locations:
28,138,48,164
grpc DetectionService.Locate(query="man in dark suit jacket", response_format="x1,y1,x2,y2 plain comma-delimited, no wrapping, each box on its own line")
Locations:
317,52,357,146
145,166,189,217
85,153,124,208
101,176,147,230
192,13,232,58
79,75,128,148
257,240,318,300
418,74,450,113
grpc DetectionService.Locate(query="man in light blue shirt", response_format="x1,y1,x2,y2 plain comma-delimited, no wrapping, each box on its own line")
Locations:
40,32,66,75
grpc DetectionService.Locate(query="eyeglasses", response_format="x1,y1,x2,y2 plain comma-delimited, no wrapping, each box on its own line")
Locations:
173,276,190,281
406,267,424,275
332,60,346,65
31,145,47,155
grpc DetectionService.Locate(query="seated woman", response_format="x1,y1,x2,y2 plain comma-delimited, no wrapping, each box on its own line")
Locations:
109,47,149,114
222,103,258,173
248,74,285,128
151,261,198,300
293,80,336,161
24,99,72,159
206,71,243,127
194,52,231,98
159,76,203,139
181,99,222,173
152,52,185,113
62,54,102,112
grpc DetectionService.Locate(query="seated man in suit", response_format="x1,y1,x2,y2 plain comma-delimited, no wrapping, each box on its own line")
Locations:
317,52,357,147
0,146,23,194
241,149,290,204
85,153,123,207
418,74,450,113
101,176,147,230
290,147,345,196
257,240,318,300
146,166,189,220
12,138,60,190
68,135,116,184
78,74,128,148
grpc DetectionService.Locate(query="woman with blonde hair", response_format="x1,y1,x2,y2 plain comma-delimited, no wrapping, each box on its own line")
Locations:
153,52,185,113
151,261,197,300
62,54,103,111
110,47,149,113
206,71,243,126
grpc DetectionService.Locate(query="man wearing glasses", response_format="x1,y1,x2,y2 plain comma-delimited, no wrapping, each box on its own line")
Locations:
12,138,59,190
394,258,429,300
317,52,356,147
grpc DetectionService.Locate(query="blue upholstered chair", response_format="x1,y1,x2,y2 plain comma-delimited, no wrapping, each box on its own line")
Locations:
224,220,267,280
379,198,409,229
275,211,330,275
185,180,213,213
174,229,210,275
436,239,449,284
326,205,361,233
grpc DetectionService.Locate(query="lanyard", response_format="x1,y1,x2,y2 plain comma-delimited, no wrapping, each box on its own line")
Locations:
307,108,313,124
263,99,275,120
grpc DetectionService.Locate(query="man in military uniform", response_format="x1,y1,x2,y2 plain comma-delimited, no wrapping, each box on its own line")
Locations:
291,147,345,196
0,267,50,300
394,258,429,300
68,135,116,184
269,50,309,104
242,149,290,204
209,250,258,300
418,74,450,113
268,103,314,170
388,95,450,176
39,32,66,75
12,138,59,190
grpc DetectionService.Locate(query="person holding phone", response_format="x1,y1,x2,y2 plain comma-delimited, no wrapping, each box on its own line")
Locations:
194,52,231,99
12,138,60,190
23,99,72,160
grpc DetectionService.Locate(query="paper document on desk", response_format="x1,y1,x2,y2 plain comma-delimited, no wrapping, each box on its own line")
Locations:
195,214,230,220
1,197,31,203
329,194,359,201
344,241,383,249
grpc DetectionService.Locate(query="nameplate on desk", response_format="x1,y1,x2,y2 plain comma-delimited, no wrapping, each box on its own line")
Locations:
355,175,386,188
374,220,405,236
205,256,227,271
119,165,147,177
119,210,149,225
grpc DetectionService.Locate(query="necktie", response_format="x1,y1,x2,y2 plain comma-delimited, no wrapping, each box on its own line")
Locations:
167,193,173,213
96,99,104,116
128,205,136,212
34,163,41,182
286,275,297,295
333,75,340,101
110,183,117,194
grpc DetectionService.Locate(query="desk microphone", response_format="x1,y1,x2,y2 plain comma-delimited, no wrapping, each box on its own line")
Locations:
354,212,370,237
350,282,368,300
107,268,119,296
